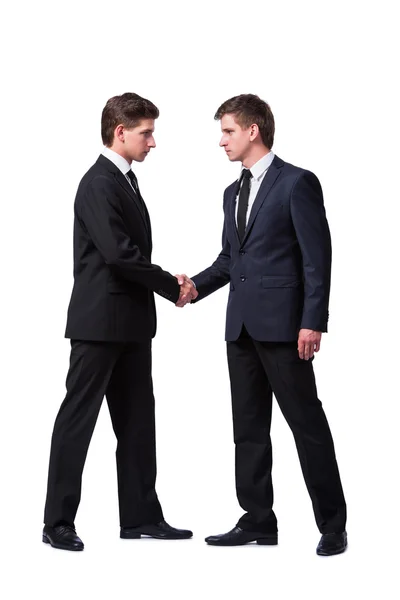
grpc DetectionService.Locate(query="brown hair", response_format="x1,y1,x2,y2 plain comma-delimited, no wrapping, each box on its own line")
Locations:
101,93,159,146
215,94,275,149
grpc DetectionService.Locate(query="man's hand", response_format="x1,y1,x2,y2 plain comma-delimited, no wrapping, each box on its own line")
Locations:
175,274,198,307
297,329,322,360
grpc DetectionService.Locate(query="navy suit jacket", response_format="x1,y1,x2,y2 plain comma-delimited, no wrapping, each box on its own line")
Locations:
192,155,332,342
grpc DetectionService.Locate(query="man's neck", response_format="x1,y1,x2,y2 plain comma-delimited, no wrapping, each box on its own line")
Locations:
108,144,132,164
242,147,271,169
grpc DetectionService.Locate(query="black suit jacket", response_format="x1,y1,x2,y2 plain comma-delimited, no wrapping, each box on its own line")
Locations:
65,155,180,342
192,155,332,342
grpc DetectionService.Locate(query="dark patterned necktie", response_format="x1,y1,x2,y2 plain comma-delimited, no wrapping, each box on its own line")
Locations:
126,170,145,213
126,170,139,193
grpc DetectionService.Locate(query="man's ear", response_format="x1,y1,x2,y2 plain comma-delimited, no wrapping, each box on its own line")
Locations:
115,124,124,142
249,123,259,141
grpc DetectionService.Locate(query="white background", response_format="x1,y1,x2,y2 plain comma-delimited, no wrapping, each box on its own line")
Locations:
1,0,399,598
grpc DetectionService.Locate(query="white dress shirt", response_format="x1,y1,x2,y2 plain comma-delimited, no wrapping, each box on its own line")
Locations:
235,151,275,225
101,146,135,190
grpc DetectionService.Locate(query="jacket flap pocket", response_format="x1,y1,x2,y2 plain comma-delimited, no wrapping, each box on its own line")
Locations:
261,276,301,288
107,281,127,294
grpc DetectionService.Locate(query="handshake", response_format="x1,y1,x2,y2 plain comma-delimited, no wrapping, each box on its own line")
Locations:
174,274,198,307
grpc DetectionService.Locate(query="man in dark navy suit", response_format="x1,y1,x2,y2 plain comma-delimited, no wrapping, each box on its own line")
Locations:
43,93,196,551
178,94,347,555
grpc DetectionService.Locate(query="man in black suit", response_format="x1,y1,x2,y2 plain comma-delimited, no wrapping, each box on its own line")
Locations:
178,94,347,555
43,93,196,551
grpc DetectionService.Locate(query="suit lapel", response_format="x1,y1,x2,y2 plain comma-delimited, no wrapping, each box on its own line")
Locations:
97,155,151,240
113,171,151,237
241,155,283,245
142,202,153,252
229,181,241,248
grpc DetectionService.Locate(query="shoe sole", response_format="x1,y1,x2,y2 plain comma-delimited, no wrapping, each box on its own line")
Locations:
120,532,193,540
206,536,278,546
316,543,348,556
42,533,84,551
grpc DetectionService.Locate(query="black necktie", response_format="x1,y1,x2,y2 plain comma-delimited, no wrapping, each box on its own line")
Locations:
126,169,139,193
126,170,145,213
237,169,252,241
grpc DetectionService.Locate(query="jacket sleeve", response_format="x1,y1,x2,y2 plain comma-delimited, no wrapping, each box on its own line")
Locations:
290,170,332,331
78,175,180,303
191,192,231,302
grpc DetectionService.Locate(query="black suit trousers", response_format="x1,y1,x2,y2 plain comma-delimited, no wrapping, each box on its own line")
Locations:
227,327,346,534
44,340,163,528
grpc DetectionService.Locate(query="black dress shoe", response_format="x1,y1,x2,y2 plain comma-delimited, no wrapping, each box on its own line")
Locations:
42,524,84,551
205,526,278,546
120,519,192,540
316,531,347,556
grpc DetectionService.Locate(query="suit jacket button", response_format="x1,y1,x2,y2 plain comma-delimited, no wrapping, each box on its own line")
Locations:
239,250,245,255
240,276,246,282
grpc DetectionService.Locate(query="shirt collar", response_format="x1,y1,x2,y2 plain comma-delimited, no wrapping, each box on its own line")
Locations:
101,146,132,175
240,151,275,181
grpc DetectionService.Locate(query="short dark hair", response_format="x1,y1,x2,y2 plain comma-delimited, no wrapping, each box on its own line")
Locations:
214,94,275,149
101,93,159,146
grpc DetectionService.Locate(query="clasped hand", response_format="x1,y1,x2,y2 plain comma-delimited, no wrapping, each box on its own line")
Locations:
175,274,198,307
